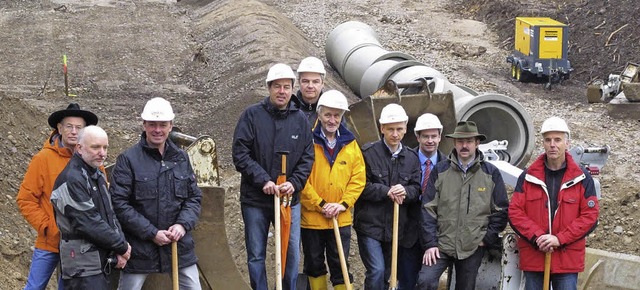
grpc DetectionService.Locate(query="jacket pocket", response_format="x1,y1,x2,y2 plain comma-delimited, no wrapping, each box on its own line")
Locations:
560,190,581,218
173,173,193,199
133,173,158,200
59,239,102,278
370,169,388,184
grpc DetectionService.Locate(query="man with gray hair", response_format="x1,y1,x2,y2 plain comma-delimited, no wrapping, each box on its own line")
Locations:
51,126,131,289
509,117,599,290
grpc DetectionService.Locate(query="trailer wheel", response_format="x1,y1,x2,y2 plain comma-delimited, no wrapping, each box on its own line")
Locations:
515,65,525,82
511,64,518,79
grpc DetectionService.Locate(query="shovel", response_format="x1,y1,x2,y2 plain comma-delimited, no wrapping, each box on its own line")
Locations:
332,217,352,290
275,151,291,290
543,197,553,290
390,201,399,290
172,241,179,290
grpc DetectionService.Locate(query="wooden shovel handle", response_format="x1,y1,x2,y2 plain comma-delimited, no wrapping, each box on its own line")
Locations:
172,241,179,290
332,217,352,290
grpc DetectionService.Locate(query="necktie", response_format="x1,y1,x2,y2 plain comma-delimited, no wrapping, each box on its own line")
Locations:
421,159,432,194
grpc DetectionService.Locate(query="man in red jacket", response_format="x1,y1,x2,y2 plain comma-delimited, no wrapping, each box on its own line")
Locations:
16,103,98,290
509,117,599,290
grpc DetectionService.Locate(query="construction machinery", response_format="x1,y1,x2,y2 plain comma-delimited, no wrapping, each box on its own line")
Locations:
586,62,640,103
325,20,640,290
326,21,535,168
506,17,572,89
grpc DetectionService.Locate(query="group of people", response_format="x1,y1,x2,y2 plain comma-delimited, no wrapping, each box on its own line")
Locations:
232,58,599,290
15,56,599,290
17,98,202,289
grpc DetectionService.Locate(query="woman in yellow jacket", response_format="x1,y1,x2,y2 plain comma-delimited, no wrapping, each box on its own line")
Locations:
300,90,365,290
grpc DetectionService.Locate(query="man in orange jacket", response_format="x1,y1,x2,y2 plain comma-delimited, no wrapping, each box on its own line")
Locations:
16,103,98,290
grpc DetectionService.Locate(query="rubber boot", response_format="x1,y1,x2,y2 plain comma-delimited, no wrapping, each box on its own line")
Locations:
308,275,327,290
333,284,347,290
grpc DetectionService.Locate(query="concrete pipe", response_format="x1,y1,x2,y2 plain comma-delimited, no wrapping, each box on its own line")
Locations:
389,65,447,95
454,93,535,167
343,44,414,95
327,20,535,166
359,59,423,98
325,21,381,76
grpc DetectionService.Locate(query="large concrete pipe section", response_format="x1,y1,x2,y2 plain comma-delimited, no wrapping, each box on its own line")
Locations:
326,21,535,167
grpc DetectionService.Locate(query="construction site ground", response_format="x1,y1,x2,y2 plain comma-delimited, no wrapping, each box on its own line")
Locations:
1,0,639,289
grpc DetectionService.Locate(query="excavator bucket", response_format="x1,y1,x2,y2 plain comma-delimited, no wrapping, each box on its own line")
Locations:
345,79,457,153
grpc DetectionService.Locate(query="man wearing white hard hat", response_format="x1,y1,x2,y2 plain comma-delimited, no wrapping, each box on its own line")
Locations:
509,117,598,290
233,63,314,290
417,121,508,290
295,56,326,125
397,113,446,290
353,103,421,290
300,90,365,290
110,97,203,290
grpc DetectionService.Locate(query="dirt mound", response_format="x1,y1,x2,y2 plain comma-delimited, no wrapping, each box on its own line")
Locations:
452,0,640,83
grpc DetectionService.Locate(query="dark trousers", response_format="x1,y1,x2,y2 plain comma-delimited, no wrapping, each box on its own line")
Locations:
398,242,423,290
416,247,485,290
301,226,353,285
62,273,110,290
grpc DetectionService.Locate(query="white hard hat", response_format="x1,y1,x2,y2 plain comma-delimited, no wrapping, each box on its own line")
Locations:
379,103,408,124
266,63,296,85
140,97,175,121
540,116,570,136
414,113,443,133
297,57,326,75
317,90,349,112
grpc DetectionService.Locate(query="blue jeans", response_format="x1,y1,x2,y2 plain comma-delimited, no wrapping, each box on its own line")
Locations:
117,264,201,290
398,242,422,290
416,247,485,290
24,248,63,290
524,271,578,290
242,203,301,290
357,234,391,290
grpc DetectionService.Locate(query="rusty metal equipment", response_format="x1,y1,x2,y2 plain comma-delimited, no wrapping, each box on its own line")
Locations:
587,62,640,103
345,79,457,154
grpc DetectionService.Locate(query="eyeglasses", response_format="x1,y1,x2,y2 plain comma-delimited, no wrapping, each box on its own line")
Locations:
62,124,84,132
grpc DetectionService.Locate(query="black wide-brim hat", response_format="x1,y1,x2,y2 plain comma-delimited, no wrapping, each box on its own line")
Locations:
445,121,486,141
47,103,99,129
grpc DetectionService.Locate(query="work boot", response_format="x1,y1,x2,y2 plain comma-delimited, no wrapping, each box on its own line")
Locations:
308,275,327,290
333,284,347,290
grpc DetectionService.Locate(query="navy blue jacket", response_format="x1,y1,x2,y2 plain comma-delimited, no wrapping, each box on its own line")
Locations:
353,141,421,244
110,133,202,273
232,97,314,209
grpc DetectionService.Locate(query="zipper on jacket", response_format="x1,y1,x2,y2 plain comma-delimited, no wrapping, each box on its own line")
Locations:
467,184,471,214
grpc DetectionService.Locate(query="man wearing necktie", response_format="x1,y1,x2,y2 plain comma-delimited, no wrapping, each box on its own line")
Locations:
398,113,446,290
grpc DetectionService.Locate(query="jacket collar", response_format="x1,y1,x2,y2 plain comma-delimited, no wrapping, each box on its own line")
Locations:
44,130,73,158
261,96,300,119
295,90,321,112
525,152,586,190
447,148,483,172
312,121,355,146
139,132,181,160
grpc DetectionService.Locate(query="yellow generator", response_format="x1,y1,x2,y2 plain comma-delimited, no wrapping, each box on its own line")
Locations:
507,17,572,88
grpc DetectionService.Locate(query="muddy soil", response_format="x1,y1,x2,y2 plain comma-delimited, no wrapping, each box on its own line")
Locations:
1,0,639,289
